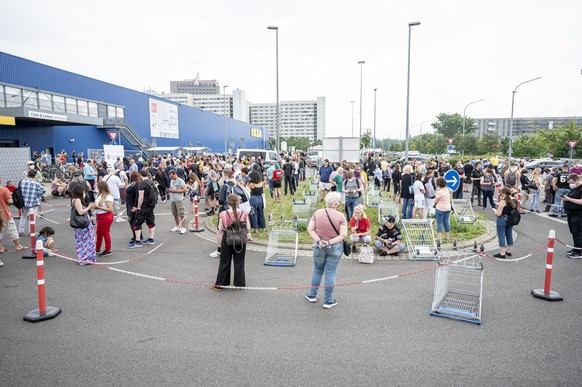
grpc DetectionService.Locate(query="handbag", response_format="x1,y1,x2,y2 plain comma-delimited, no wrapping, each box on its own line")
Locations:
225,211,248,253
324,209,351,256
70,200,89,228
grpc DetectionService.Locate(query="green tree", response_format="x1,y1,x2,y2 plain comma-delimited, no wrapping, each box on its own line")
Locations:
455,134,479,155
283,136,312,151
537,121,582,158
361,128,372,149
512,134,546,158
477,132,502,155
432,113,476,139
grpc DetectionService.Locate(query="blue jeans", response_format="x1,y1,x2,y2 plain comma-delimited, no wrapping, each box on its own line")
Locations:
401,197,413,219
306,243,343,304
435,209,450,233
268,179,274,198
552,188,569,215
496,215,513,247
249,195,265,229
345,196,360,220
529,190,540,211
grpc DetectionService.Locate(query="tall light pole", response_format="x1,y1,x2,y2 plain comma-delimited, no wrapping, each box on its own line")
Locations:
350,100,355,137
267,25,280,151
462,98,484,156
404,21,420,162
223,85,229,153
509,77,541,160
358,61,365,141
373,88,378,155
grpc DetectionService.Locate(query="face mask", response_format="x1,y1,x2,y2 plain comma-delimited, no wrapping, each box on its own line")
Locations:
570,183,578,189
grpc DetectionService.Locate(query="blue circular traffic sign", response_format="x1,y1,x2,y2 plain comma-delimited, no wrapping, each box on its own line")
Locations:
444,170,460,192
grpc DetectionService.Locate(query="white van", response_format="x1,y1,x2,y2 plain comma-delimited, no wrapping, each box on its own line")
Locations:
236,149,279,166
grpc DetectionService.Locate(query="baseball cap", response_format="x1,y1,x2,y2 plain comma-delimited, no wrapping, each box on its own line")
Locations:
383,215,396,224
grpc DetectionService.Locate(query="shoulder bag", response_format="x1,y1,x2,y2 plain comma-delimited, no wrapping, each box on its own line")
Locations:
70,199,90,229
324,209,351,256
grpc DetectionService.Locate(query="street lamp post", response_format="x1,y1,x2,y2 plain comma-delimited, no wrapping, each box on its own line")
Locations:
462,98,484,156
267,25,280,152
358,61,365,140
404,21,420,162
351,100,355,137
223,85,229,153
373,88,377,155
509,77,541,160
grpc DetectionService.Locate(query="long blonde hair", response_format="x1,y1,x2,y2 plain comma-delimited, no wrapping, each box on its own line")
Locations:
352,204,368,219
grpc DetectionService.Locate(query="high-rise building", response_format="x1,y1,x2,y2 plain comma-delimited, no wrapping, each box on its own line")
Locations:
474,116,582,137
169,74,219,95
249,97,326,142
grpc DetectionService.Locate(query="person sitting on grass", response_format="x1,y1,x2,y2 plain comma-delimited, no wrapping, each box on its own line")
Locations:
348,204,371,253
374,215,406,256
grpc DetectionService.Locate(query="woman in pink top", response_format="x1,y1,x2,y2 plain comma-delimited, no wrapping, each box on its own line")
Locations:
211,194,251,290
433,177,453,242
304,192,347,309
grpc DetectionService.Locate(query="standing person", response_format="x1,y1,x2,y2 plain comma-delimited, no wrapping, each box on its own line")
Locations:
83,159,96,190
480,167,497,209
70,185,96,265
504,162,520,190
299,157,306,181
330,167,344,206
247,166,266,233
283,158,295,196
266,162,276,199
519,168,531,210
271,162,283,203
18,169,46,236
304,192,347,309
411,173,426,219
550,163,571,218
423,170,436,218
103,167,125,223
373,163,383,190
383,164,392,193
0,178,25,254
211,194,250,290
125,172,143,247
471,162,484,207
391,164,401,201
129,170,158,247
463,160,474,193
528,168,542,213
343,170,363,220
115,163,128,206
93,181,114,257
154,166,168,203
348,204,371,252
493,187,517,258
562,174,582,258
204,164,220,215
433,177,452,242
318,159,334,201
453,160,465,199
168,170,187,234
544,168,557,213
400,165,414,219
491,155,499,175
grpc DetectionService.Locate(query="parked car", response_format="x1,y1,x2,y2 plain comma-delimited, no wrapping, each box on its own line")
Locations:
391,155,431,168
524,159,563,172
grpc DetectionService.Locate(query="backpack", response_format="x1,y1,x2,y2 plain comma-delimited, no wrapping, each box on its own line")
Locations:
222,182,248,211
12,181,25,209
424,178,436,199
224,211,248,253
507,206,521,226
506,169,517,186
144,179,159,207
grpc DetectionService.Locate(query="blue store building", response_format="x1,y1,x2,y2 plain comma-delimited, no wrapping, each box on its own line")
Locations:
0,51,268,160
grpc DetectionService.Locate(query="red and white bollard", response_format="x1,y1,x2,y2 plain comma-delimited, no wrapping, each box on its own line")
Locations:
532,229,563,301
22,208,37,259
15,208,22,219
23,239,61,322
189,195,204,233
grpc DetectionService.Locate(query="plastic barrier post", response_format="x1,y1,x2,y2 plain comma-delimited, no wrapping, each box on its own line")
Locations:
189,195,204,233
23,240,62,322
22,208,37,259
532,229,563,301
15,208,22,219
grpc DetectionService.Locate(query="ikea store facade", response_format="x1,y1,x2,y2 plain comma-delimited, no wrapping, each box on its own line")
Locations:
0,51,268,160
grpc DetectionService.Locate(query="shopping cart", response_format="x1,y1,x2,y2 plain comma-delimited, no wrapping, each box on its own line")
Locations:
430,253,484,324
264,214,298,267
378,199,401,225
309,178,319,194
292,199,311,223
366,188,380,208
452,199,477,224
401,219,440,260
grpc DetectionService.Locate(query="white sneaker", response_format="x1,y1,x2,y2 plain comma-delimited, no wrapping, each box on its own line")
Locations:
115,217,126,223
0,259,3,267
171,226,179,232
179,228,187,234
209,250,220,258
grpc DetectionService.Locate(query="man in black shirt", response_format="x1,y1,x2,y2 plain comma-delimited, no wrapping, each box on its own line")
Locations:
282,158,295,196
550,163,571,217
463,161,474,193
562,174,582,258
471,162,483,207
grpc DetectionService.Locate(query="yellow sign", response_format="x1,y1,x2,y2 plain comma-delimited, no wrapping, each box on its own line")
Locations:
0,116,16,126
250,127,262,138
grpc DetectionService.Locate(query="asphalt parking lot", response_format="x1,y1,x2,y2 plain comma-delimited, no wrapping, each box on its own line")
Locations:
1,199,581,386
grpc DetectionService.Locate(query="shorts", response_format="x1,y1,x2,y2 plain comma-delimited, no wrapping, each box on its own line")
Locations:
133,207,155,230
414,198,425,208
0,218,19,241
319,182,332,191
171,201,185,217
272,179,282,188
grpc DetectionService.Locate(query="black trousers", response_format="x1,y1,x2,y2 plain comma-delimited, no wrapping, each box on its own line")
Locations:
284,175,295,195
215,234,246,287
471,185,482,206
567,211,582,251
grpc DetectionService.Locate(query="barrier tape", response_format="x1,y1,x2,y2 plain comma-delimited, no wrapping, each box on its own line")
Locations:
481,242,547,262
555,238,582,251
